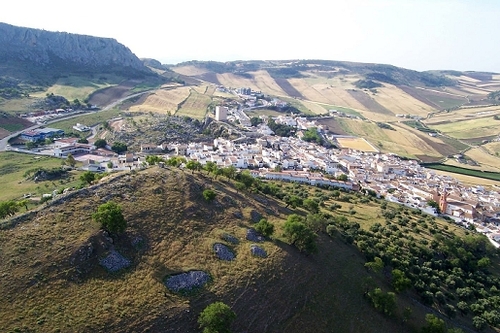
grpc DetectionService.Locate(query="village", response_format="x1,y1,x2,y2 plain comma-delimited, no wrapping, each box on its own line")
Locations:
7,85,500,248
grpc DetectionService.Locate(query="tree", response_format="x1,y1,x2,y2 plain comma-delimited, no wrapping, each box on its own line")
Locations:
186,160,202,174
283,214,317,254
250,116,263,127
107,161,114,169
198,302,236,333
111,142,127,154
421,314,446,333
472,316,487,331
392,269,411,293
254,218,274,237
66,154,76,167
94,139,107,148
92,201,127,234
337,174,348,181
221,166,237,180
80,171,96,184
236,170,254,189
367,288,396,316
0,200,20,219
303,198,319,213
18,199,30,211
365,257,384,273
203,189,217,201
77,138,89,144
285,195,302,208
25,141,36,150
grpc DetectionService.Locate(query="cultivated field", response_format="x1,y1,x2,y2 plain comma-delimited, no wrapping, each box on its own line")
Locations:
0,97,35,114
336,119,443,159
250,70,288,96
216,73,261,91
424,105,500,125
464,147,500,172
428,116,500,140
176,88,212,119
347,90,395,121
482,141,500,155
370,85,436,118
31,76,114,101
129,87,191,114
171,65,209,76
0,113,33,138
287,77,369,111
336,137,378,152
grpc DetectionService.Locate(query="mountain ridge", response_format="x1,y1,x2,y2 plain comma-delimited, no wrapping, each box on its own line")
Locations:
0,22,150,79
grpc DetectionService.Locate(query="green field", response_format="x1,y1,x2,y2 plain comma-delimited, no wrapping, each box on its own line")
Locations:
30,76,117,101
0,152,83,202
50,108,123,134
0,123,24,132
422,163,500,181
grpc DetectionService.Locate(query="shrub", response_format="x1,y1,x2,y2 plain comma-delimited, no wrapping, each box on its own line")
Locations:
254,219,274,237
198,302,236,333
203,189,217,202
92,201,127,234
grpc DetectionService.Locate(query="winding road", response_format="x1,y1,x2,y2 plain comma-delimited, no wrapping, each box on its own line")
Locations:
0,90,152,152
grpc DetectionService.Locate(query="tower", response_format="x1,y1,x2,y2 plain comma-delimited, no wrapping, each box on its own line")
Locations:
439,190,448,214
215,106,227,121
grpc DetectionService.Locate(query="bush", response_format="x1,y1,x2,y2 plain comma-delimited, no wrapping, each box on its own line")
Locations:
92,201,127,234
254,219,274,237
203,189,217,201
198,302,236,333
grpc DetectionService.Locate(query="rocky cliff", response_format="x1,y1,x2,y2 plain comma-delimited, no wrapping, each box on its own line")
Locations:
0,22,149,75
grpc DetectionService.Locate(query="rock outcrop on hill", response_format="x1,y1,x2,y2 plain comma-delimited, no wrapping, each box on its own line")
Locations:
0,22,149,74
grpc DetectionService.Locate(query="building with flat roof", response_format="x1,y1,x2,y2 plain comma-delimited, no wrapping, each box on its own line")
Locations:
20,128,64,142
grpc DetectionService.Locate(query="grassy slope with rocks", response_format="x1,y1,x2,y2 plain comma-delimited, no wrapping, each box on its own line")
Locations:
2,166,498,332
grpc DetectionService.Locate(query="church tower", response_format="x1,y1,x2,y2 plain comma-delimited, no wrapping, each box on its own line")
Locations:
439,190,448,214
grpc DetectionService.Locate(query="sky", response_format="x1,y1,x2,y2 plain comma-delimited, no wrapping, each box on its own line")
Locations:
1,0,499,72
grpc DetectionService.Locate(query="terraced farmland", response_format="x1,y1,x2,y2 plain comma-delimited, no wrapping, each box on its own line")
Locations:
129,87,191,114
176,88,212,119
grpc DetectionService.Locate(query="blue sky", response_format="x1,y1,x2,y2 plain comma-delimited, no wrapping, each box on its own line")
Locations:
1,0,499,72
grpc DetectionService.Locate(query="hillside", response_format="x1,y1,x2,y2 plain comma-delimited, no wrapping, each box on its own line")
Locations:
1,167,499,332
0,22,151,79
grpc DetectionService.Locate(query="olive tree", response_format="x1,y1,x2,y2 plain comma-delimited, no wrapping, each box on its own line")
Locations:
92,201,126,234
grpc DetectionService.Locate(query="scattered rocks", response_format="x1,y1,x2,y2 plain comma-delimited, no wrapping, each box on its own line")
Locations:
99,250,131,272
250,210,262,223
222,233,239,244
213,243,235,261
165,271,210,293
246,228,265,242
250,244,267,258
70,242,94,265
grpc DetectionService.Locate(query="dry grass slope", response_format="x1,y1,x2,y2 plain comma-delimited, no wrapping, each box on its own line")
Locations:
0,168,439,333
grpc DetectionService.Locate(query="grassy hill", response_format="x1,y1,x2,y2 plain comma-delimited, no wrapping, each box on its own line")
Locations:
1,166,499,332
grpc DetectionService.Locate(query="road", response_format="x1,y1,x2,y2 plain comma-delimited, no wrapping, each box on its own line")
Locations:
0,90,152,152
